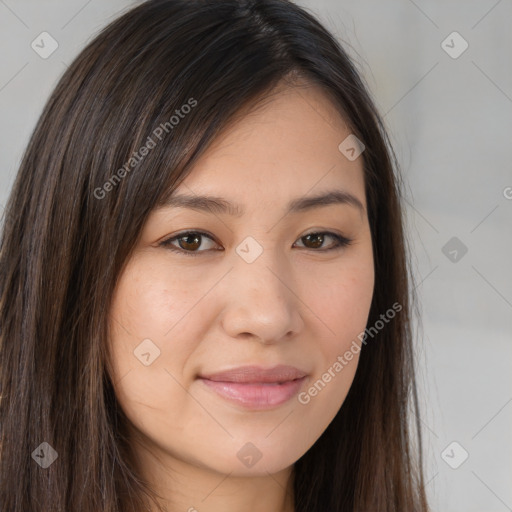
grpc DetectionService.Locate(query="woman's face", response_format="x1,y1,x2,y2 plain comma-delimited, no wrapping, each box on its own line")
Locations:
108,83,374,478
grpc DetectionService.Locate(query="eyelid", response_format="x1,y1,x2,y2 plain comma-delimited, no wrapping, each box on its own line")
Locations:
159,229,353,257
159,230,221,254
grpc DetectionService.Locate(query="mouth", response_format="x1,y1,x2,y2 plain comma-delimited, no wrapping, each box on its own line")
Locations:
197,365,308,410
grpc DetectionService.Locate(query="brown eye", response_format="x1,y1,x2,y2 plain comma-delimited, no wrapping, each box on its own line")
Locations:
295,232,352,251
160,231,220,256
301,233,324,249
177,233,201,251
160,230,352,257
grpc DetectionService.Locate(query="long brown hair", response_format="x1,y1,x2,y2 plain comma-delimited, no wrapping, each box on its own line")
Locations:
0,1,430,510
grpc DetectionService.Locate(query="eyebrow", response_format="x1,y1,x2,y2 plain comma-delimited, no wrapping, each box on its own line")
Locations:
159,189,365,217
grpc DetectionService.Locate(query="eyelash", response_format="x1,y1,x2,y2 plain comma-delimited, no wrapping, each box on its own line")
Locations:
159,230,353,257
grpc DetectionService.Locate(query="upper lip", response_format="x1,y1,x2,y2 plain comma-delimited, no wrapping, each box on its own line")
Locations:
198,365,307,383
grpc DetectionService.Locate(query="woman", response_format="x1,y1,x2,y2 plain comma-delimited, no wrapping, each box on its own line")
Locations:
0,0,430,511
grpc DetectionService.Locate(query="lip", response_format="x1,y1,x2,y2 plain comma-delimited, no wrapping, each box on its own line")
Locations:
198,365,308,410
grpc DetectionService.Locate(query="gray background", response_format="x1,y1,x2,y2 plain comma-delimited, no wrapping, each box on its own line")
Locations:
1,1,511,511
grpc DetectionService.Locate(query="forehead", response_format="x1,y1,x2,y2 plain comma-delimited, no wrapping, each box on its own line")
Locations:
172,84,366,212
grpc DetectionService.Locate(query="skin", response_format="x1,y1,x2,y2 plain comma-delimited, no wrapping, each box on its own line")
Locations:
108,81,375,512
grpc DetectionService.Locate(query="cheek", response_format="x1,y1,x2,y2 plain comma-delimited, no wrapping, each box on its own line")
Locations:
107,262,205,442
295,253,374,431
107,259,195,403
107,253,228,412
111,266,179,338
309,253,375,348
109,254,216,346
326,272,374,343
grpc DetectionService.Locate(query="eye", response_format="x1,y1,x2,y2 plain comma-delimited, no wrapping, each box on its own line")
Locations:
159,230,353,256
159,230,221,256
293,231,353,251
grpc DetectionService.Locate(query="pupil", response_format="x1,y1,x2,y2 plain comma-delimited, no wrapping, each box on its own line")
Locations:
305,233,323,249
180,234,200,251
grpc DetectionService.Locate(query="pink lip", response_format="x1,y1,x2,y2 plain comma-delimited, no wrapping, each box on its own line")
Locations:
198,365,308,410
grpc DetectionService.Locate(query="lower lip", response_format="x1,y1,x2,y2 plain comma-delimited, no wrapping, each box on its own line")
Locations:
199,376,307,410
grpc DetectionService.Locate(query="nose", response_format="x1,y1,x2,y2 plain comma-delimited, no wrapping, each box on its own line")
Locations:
218,249,305,345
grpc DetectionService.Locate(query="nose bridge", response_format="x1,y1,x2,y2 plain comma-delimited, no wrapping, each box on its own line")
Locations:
218,237,303,343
